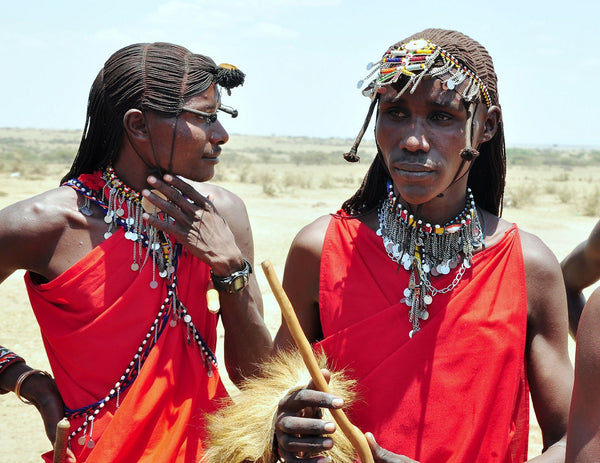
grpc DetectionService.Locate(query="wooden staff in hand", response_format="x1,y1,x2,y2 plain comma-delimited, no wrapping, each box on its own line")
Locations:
53,418,70,463
261,260,375,463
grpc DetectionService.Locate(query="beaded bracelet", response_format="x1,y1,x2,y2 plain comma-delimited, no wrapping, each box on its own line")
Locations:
0,346,25,394
14,369,53,405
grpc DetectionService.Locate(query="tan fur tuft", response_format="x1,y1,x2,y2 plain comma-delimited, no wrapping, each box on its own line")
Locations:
202,349,358,463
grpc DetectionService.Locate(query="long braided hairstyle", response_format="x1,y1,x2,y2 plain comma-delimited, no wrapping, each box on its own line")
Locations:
342,29,505,217
61,42,245,184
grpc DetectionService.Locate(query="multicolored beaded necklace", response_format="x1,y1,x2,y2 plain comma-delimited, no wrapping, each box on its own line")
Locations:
377,180,483,338
62,167,218,448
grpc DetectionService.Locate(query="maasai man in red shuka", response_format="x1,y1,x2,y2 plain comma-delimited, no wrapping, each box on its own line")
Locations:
0,42,271,462
268,28,573,463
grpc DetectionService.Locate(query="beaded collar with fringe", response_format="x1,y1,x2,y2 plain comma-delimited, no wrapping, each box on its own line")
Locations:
376,180,484,338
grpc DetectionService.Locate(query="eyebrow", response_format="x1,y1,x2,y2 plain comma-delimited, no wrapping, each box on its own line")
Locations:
386,93,465,111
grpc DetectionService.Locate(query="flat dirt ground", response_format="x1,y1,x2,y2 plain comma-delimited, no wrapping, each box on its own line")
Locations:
0,162,596,462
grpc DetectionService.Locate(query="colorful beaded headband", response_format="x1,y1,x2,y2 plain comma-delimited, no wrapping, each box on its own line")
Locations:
358,38,491,108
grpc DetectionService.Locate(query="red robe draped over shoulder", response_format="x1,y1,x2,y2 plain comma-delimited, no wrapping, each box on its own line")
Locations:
26,228,228,462
317,212,529,463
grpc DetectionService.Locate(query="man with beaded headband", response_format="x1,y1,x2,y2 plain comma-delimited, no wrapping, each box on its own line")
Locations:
0,42,271,462
205,29,572,463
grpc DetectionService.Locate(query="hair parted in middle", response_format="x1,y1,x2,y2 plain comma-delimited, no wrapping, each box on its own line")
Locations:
342,28,506,217
61,42,245,184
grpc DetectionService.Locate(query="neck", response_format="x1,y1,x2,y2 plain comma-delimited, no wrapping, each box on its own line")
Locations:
398,185,470,226
112,145,160,193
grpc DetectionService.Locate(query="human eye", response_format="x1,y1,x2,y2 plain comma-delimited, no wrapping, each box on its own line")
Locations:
385,107,408,121
430,111,453,122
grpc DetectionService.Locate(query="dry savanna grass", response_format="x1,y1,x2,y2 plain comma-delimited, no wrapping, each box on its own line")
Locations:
0,128,598,462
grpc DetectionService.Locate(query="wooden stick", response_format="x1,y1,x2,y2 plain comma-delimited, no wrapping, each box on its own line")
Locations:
261,260,374,463
53,418,70,463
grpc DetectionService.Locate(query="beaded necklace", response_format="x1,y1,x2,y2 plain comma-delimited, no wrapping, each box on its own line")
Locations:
62,168,218,448
376,180,483,338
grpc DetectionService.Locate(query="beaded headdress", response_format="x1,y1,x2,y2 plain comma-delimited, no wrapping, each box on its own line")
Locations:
344,37,492,163
359,38,491,107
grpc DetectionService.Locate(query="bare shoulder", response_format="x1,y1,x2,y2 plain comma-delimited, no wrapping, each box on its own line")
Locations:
518,227,562,277
483,211,560,274
192,182,246,213
186,181,255,258
585,219,600,254
0,186,81,237
0,186,83,273
289,214,332,259
284,214,332,298
482,212,564,321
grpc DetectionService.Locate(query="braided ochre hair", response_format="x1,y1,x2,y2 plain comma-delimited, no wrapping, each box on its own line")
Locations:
61,42,245,184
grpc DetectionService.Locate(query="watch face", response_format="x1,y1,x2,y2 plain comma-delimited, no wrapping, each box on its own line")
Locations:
232,276,245,292
211,259,251,293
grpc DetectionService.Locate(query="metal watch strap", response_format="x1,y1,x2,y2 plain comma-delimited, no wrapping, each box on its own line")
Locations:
210,259,253,294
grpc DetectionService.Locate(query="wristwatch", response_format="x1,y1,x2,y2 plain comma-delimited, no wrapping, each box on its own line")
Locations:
210,259,253,294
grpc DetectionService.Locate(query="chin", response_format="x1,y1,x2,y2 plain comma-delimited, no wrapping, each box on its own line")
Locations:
186,167,215,183
396,187,440,206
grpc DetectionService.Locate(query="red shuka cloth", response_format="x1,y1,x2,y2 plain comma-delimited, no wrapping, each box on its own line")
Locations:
25,229,228,462
317,212,529,463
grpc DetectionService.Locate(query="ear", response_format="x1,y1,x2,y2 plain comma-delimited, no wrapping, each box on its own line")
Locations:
123,109,149,141
477,105,501,144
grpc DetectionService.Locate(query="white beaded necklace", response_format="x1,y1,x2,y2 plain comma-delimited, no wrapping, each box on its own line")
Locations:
376,181,484,337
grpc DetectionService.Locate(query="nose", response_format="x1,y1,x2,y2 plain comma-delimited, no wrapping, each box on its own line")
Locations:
210,120,229,145
401,122,430,153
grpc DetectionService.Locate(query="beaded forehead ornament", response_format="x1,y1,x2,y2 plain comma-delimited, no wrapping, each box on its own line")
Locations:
344,38,491,163
359,38,491,108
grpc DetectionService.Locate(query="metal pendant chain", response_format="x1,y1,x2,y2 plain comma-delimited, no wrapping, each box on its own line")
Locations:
376,181,483,338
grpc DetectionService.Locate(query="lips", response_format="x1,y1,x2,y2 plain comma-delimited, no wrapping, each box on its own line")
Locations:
203,149,221,160
393,162,435,173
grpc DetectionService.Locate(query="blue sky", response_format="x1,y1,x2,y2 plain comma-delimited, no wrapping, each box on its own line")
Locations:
1,0,598,147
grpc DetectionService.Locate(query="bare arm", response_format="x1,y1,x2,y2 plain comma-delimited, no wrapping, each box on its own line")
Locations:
522,231,574,462
561,220,600,335
0,188,83,447
565,288,600,462
273,214,331,351
142,175,272,385
203,182,272,384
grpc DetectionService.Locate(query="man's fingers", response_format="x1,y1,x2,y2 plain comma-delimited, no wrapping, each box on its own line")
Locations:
365,432,419,463
278,388,344,412
144,176,200,216
277,415,335,436
277,431,334,453
161,174,212,209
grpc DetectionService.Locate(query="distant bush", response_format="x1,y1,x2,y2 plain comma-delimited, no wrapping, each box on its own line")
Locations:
582,188,600,217
507,147,600,167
